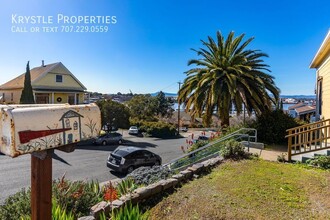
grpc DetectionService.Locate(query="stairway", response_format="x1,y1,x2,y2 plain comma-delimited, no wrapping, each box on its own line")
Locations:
291,148,330,163
286,119,330,161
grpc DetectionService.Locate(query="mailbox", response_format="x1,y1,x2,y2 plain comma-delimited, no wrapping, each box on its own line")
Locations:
0,103,101,157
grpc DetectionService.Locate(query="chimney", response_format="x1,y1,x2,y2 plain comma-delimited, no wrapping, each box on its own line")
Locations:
42,60,45,67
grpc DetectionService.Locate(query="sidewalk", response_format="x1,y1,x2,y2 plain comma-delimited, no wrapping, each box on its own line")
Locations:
182,130,288,162
248,146,287,161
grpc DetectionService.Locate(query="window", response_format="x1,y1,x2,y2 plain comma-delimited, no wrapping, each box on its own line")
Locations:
56,75,63,83
35,93,49,104
2,93,5,102
11,93,13,101
318,79,323,116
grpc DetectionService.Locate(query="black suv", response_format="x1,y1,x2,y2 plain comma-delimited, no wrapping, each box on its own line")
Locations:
107,147,162,173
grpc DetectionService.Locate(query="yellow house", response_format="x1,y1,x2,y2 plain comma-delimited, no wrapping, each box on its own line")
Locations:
0,61,87,104
310,30,330,120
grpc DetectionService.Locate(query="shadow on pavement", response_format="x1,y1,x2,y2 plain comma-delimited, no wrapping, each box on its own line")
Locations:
109,170,127,178
153,134,186,141
75,144,119,152
52,152,71,166
121,140,157,148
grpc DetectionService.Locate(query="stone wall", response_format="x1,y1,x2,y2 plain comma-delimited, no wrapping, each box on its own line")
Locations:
78,156,223,220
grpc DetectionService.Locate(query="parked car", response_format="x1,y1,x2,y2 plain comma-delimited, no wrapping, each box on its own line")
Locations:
128,126,139,135
107,146,162,173
198,135,209,141
180,127,188,132
94,132,123,145
193,135,210,143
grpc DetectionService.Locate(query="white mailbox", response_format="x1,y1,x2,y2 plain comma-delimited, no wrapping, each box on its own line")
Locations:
0,103,101,157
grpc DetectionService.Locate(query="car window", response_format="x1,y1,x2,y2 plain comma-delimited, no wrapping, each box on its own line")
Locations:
114,149,130,157
132,151,144,159
143,151,152,158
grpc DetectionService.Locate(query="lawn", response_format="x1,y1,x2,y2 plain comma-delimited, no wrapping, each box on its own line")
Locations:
146,159,330,220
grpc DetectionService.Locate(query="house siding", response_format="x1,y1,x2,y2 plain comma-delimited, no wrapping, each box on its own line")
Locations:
34,73,84,90
318,57,330,119
0,62,86,105
0,89,22,104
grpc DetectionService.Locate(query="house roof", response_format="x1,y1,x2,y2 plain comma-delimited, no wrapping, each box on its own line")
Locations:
0,62,87,90
310,30,330,69
295,105,316,115
288,102,306,110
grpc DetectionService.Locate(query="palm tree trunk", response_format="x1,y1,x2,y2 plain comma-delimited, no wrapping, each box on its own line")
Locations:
220,107,230,128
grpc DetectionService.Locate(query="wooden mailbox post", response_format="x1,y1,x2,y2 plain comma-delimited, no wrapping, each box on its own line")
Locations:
0,104,101,220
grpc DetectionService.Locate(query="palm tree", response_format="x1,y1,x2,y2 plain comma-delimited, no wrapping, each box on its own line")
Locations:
179,31,280,127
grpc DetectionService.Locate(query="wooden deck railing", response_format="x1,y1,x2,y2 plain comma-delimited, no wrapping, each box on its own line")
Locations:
286,119,330,161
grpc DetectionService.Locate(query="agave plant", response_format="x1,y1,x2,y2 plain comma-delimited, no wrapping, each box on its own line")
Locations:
116,178,138,197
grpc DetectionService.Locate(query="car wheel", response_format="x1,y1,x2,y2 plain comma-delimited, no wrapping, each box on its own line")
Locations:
102,140,107,146
154,160,161,166
118,139,123,144
127,166,134,174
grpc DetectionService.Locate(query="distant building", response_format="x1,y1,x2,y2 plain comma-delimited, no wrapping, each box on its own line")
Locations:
0,61,86,104
288,102,307,118
310,30,330,120
287,102,316,121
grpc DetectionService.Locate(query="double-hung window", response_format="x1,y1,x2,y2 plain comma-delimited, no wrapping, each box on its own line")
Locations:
56,75,63,83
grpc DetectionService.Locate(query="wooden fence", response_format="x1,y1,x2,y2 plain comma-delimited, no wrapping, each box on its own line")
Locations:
286,119,330,161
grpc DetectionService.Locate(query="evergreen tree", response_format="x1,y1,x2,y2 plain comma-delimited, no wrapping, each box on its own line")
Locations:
20,61,35,104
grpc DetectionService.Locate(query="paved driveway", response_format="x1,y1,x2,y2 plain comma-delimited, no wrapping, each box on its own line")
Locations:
0,130,195,204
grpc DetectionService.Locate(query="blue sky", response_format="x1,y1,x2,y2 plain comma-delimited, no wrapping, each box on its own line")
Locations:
0,0,328,95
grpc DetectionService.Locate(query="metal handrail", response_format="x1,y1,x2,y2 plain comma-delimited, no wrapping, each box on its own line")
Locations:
164,128,257,170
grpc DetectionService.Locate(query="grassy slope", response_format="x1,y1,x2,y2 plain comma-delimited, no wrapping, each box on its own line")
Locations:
147,159,330,220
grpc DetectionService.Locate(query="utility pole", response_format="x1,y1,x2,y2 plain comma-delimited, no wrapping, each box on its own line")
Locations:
177,82,182,135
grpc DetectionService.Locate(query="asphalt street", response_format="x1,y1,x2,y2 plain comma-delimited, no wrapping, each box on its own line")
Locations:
0,130,193,204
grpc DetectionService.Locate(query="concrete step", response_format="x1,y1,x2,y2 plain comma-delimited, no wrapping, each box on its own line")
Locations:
292,149,329,163
241,141,264,149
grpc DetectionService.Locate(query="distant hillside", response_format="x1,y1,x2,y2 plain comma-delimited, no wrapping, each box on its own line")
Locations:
281,95,315,99
150,92,315,99
150,91,177,97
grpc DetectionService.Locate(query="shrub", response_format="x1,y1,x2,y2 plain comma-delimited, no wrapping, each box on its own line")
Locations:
277,153,287,163
127,166,173,186
306,155,330,169
188,140,209,152
116,178,138,197
103,181,118,203
252,109,302,144
0,190,75,220
220,139,247,160
52,176,103,218
112,202,147,220
51,198,75,220
138,121,177,138
0,188,31,220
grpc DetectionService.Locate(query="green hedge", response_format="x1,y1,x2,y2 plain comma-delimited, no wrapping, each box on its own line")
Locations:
139,121,177,138
129,119,177,138
252,109,303,144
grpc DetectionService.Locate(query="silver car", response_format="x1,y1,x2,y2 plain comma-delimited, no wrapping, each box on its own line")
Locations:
94,132,123,145
128,126,139,135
